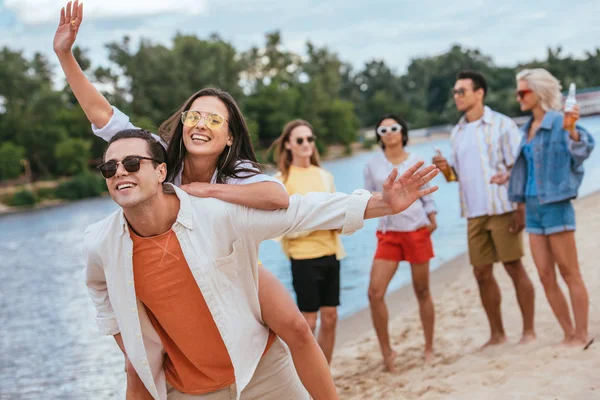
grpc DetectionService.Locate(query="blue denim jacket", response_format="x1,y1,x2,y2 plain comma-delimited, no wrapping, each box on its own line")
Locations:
508,110,595,205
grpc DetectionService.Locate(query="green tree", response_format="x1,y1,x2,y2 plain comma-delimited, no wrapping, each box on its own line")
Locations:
349,60,408,127
240,31,302,89
0,141,25,180
55,138,92,175
0,48,68,176
1,34,600,190
245,81,301,143
321,100,359,146
105,33,245,125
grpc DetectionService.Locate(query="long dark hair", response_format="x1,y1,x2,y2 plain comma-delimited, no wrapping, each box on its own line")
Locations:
158,88,261,184
375,113,409,150
269,119,321,183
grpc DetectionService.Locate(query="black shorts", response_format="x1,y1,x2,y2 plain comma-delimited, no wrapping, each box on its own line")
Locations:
291,255,340,313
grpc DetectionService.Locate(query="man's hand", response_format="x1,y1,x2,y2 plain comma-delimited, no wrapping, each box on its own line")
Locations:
180,182,213,198
381,161,439,214
431,153,449,172
54,0,83,56
509,203,525,234
490,172,511,185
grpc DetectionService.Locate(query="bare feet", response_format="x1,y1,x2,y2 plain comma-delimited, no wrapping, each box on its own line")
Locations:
559,336,573,347
480,334,507,350
519,331,536,344
383,350,397,372
583,337,595,350
569,335,592,347
559,334,592,348
423,349,435,364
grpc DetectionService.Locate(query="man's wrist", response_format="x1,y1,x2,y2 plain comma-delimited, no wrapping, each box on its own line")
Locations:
364,193,393,219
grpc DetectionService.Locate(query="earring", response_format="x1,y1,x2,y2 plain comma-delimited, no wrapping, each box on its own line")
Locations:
221,145,232,168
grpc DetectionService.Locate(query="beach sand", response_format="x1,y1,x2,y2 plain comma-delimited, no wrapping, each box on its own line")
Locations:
332,192,600,399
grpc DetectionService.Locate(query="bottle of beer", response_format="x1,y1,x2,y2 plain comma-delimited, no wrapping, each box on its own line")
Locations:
563,83,577,131
435,149,457,182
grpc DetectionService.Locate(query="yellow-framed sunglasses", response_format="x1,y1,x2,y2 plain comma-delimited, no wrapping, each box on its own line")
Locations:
181,110,228,130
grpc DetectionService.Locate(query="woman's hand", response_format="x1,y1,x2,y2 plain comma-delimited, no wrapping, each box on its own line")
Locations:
566,104,581,140
426,222,437,234
567,104,581,122
53,0,83,56
180,182,213,198
425,212,437,233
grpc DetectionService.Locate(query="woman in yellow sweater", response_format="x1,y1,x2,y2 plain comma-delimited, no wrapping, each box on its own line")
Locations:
272,119,345,364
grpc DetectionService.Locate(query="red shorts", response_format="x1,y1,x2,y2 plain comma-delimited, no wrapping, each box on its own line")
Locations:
374,228,434,264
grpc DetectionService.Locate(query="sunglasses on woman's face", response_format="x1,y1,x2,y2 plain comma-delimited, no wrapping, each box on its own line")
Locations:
181,110,228,130
516,89,533,99
295,136,316,145
376,124,402,136
97,155,161,179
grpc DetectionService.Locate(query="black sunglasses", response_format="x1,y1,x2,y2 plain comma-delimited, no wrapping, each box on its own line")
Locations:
97,156,162,179
295,136,316,145
451,88,467,97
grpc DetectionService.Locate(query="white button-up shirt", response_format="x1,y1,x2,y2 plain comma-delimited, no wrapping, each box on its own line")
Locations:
364,151,437,232
83,184,371,400
449,106,521,218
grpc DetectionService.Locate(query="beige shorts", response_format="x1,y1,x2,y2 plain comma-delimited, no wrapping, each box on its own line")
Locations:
166,338,309,400
467,212,524,267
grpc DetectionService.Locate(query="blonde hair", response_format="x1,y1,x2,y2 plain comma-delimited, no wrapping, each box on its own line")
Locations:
516,68,563,111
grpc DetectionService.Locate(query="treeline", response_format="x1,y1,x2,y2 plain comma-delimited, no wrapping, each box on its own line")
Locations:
1,30,600,182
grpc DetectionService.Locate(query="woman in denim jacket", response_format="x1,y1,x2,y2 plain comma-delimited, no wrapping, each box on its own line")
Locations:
507,68,595,346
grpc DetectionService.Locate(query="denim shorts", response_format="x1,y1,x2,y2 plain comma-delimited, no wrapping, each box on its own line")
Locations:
525,196,576,235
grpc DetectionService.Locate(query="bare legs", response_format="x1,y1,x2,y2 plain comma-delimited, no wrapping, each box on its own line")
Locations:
410,262,435,363
368,260,400,372
473,259,535,348
530,231,589,345
503,259,536,344
258,267,338,399
368,259,435,371
300,307,338,364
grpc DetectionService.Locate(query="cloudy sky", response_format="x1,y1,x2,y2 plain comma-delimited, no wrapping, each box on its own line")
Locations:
1,0,599,78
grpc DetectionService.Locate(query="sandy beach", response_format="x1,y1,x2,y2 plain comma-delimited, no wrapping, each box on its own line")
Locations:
332,192,600,399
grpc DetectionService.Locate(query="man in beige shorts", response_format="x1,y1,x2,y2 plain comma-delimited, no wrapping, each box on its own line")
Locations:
433,70,536,347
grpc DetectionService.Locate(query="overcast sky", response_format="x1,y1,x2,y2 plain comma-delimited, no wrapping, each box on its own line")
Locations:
1,0,599,78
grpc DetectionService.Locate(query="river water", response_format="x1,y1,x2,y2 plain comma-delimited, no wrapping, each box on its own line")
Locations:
1,115,599,398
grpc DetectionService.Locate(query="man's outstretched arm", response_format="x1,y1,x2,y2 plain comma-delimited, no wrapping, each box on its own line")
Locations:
241,162,439,242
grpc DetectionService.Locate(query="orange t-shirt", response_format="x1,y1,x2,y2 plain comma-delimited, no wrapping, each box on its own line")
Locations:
131,229,277,394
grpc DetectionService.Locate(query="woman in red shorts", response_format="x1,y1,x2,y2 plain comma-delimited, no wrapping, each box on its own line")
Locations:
364,114,438,370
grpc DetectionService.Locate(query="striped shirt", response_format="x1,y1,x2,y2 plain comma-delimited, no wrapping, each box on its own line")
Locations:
449,106,521,218
364,151,437,232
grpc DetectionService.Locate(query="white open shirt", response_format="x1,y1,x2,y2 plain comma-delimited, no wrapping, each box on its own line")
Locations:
84,184,372,399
